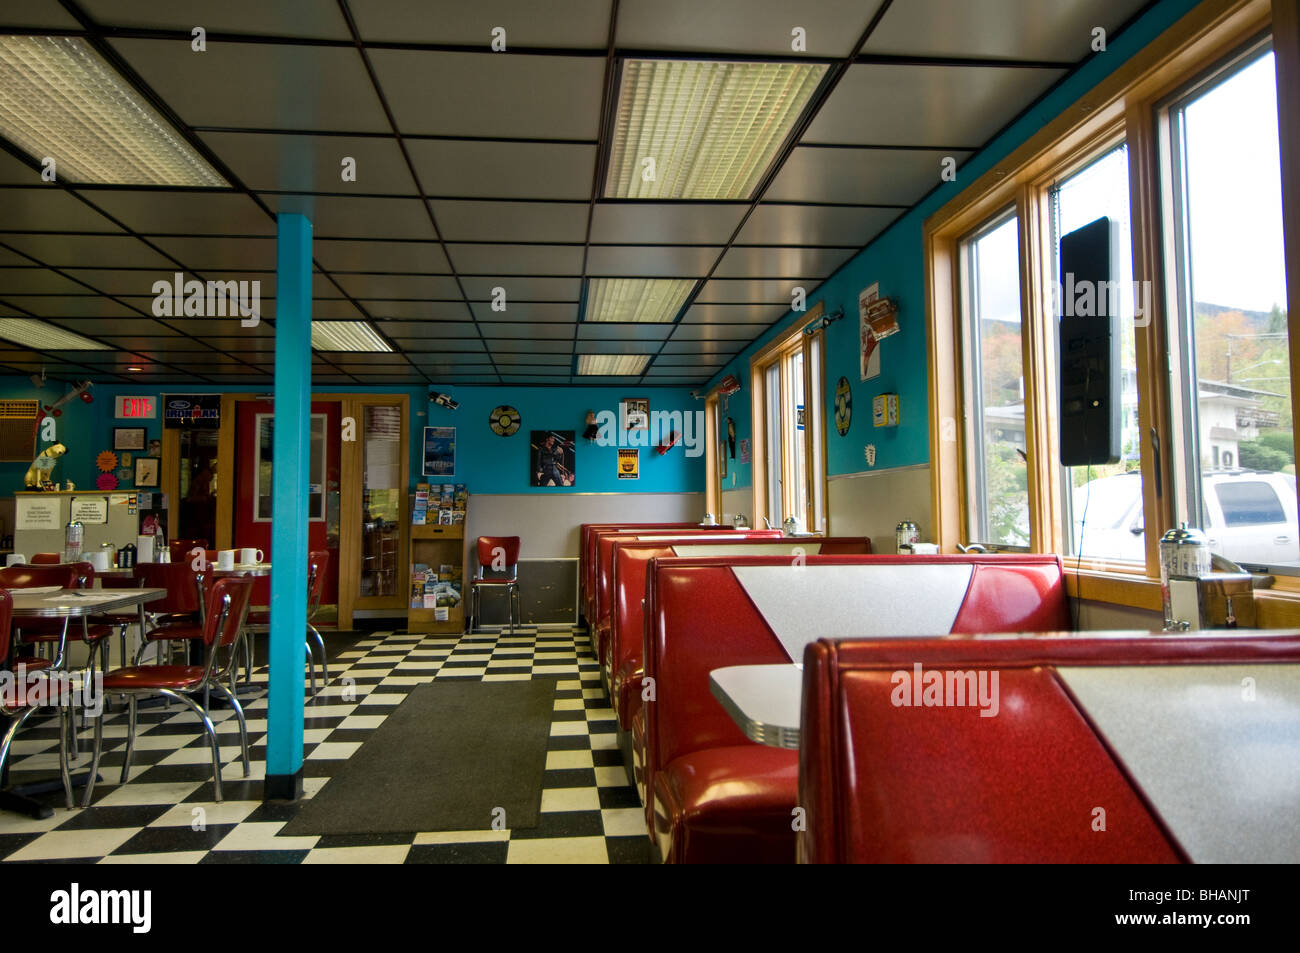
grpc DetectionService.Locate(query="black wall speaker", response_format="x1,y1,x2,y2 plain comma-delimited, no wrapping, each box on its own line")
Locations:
1058,216,1122,466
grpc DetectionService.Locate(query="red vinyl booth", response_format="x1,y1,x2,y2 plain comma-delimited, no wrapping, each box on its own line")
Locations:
580,523,732,623
642,554,1071,863
798,631,1300,863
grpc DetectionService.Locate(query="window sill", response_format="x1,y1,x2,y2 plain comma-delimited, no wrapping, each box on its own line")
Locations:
1065,567,1300,627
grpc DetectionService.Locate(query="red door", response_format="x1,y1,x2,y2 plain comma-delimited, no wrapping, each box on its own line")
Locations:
234,400,341,607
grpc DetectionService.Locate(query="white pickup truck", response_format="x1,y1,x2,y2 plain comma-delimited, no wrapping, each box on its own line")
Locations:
1072,469,1299,567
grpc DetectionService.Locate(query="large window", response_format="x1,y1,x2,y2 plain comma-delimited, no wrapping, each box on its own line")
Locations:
1052,144,1145,563
960,212,1029,548
927,0,1299,616
752,316,827,532
1166,43,1296,570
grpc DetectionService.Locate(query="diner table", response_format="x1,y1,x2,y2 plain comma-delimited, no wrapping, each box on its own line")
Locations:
709,663,804,749
1,586,167,818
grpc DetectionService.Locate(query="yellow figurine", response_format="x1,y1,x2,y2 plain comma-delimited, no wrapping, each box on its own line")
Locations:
25,442,67,489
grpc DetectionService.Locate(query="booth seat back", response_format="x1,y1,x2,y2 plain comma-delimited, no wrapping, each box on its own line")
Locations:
581,523,702,615
584,524,739,622
609,537,872,728
591,528,780,662
643,554,1069,828
799,632,1300,864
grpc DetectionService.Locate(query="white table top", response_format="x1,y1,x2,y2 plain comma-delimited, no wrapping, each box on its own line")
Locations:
207,562,272,576
709,664,804,749
7,587,166,618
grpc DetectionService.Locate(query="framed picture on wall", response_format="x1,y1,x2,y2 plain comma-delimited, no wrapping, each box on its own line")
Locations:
134,456,160,487
621,398,649,431
530,431,575,487
113,427,146,451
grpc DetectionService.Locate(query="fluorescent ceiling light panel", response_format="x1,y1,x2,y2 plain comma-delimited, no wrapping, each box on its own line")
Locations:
0,317,110,350
585,277,694,323
0,35,226,186
605,59,827,200
311,321,392,352
576,353,651,376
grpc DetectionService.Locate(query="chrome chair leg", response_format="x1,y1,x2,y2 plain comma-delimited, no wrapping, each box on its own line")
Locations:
0,708,39,781
119,695,137,784
160,689,223,803
213,681,250,777
82,703,104,808
57,709,73,811
305,646,317,697
308,624,328,687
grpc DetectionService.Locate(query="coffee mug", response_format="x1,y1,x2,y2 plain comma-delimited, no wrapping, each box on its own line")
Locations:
216,550,237,571
89,551,111,571
240,548,263,566
6,553,25,567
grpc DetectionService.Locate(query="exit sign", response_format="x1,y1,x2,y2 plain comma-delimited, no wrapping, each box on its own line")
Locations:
116,395,157,419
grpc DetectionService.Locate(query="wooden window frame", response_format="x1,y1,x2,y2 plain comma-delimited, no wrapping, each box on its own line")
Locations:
927,0,1300,622
751,303,828,530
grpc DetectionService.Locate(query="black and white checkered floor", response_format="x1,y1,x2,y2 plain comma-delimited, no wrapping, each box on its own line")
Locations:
0,626,653,864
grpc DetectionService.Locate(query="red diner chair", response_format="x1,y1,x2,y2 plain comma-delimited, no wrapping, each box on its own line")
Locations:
131,563,207,665
242,550,330,694
83,576,254,805
0,589,76,810
468,536,521,634
1,563,91,671
169,539,209,564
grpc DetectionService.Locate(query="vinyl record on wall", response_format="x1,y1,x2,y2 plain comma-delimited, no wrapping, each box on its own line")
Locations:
834,376,852,436
489,405,521,437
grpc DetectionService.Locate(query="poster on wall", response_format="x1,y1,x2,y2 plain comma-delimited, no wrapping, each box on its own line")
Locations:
15,496,59,530
70,496,109,525
423,426,457,477
531,431,575,487
860,282,881,381
617,449,639,480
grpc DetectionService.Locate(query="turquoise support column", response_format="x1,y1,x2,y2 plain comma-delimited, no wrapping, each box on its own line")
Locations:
265,212,312,800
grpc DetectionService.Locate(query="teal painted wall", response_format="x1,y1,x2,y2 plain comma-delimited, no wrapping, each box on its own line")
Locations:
707,0,1203,490
0,378,701,498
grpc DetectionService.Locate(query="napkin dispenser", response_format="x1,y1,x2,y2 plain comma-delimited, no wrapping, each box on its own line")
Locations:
136,534,154,563
117,544,137,569
1167,572,1255,630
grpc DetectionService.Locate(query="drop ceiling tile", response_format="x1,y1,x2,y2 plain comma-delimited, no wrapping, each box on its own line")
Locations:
460,277,580,301
371,50,604,139
391,339,487,353
430,201,589,243
805,64,1066,147
0,188,124,231
670,323,764,341
589,203,747,244
586,245,720,277
360,300,471,320
406,140,595,200
483,338,572,354
150,236,276,270
159,318,275,336
576,324,673,341
110,39,390,132
334,274,462,300
80,0,353,38
736,204,899,246
681,303,787,324
470,301,578,322
651,354,725,367
320,353,413,367
616,0,883,57
0,247,31,267
2,295,138,319
473,322,575,340
0,234,175,269
499,375,573,383
861,0,1150,61
349,0,612,46
376,320,481,339
572,341,658,355
0,268,96,295
492,354,573,366
199,131,418,195
81,191,274,236
260,195,436,240
766,146,971,205
314,240,450,274
714,245,853,279
447,243,583,276
660,340,742,355
0,3,80,28
694,278,803,304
